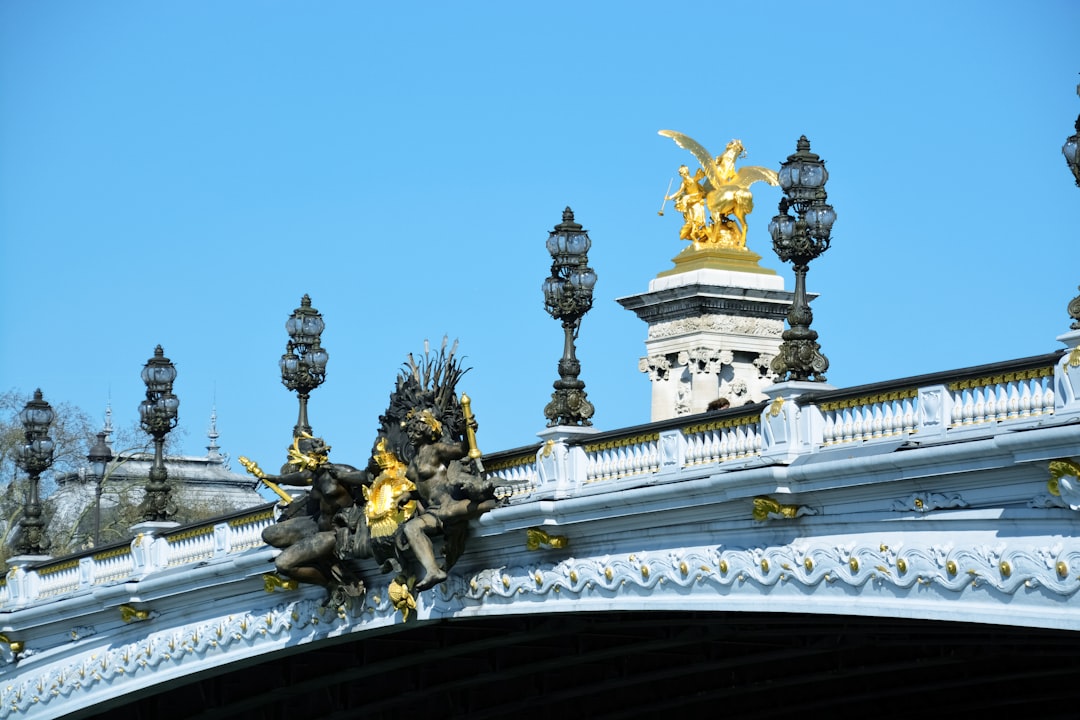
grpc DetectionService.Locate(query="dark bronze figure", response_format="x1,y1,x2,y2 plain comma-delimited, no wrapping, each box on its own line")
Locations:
255,435,370,600
401,409,497,589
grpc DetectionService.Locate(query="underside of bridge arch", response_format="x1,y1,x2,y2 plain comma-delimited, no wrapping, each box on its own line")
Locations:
74,611,1080,720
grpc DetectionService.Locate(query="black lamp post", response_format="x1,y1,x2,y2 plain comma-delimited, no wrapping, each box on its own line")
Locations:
280,294,328,439
542,207,598,427
138,345,179,522
87,431,114,545
768,136,837,383
14,389,55,556
1063,82,1080,329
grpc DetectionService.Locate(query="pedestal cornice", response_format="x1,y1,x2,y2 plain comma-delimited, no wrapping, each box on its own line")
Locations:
618,283,800,325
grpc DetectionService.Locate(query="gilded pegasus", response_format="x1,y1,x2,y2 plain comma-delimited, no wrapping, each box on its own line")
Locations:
659,130,778,248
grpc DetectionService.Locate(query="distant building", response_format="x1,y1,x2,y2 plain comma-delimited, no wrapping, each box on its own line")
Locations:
45,410,263,552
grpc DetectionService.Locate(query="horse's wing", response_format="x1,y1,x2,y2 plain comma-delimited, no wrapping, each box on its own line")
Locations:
733,166,779,189
658,130,723,189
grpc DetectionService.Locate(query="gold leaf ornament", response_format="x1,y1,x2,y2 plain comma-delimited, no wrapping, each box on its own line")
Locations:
389,578,417,621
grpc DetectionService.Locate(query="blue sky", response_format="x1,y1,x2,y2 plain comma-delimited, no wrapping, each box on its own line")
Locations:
1,1,1077,478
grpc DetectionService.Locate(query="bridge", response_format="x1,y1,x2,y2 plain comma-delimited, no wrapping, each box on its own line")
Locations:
2,336,1079,717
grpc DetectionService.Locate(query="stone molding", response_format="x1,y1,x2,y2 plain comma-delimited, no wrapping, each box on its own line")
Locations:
647,315,783,340
6,533,1080,717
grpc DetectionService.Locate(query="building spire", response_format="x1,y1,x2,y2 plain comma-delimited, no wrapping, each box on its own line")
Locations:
207,407,220,458
102,401,114,447
206,406,229,468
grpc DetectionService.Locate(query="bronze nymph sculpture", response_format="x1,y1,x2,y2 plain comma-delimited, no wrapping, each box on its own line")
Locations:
400,407,497,590
244,339,498,607
243,435,370,601
369,339,498,591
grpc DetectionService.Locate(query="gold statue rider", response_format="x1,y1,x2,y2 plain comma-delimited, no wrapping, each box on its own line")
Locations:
666,164,708,243
659,130,779,250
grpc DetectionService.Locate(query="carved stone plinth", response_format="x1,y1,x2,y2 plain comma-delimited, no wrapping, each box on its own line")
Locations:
618,247,799,421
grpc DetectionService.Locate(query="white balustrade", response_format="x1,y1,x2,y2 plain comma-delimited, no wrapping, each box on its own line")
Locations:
584,433,661,483
682,416,762,466
165,527,219,567
486,452,541,499
35,561,81,598
227,511,275,553
948,368,1055,427
91,547,135,584
820,391,918,446
0,508,282,609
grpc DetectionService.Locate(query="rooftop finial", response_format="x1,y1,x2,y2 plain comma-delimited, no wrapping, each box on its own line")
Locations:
206,406,229,468
102,401,114,446
207,406,221,459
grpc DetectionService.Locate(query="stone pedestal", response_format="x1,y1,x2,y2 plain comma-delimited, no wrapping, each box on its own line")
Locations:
618,246,797,421
535,425,601,500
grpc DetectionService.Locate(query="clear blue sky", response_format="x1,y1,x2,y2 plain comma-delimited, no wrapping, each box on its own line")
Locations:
2,1,1077,477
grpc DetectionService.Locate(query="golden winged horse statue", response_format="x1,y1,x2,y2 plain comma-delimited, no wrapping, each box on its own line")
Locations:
659,130,778,249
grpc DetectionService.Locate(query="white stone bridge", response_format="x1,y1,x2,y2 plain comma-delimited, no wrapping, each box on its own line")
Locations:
2,335,1079,718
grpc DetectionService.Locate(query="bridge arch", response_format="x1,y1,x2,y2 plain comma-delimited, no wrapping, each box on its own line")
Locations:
70,610,1080,719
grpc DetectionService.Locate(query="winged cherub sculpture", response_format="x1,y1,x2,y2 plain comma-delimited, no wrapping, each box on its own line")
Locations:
659,130,778,250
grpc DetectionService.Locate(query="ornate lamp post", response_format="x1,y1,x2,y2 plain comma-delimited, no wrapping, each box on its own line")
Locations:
1063,82,1080,329
280,294,329,438
768,136,837,383
542,207,598,426
14,390,55,556
87,431,114,545
138,345,179,522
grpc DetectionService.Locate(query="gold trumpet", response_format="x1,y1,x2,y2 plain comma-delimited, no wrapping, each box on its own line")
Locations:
460,393,484,473
238,456,293,503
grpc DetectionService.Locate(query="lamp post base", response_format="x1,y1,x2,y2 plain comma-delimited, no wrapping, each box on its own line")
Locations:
544,385,595,428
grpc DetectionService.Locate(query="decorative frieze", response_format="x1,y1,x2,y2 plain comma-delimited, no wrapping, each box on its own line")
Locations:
8,536,1080,718
647,315,783,340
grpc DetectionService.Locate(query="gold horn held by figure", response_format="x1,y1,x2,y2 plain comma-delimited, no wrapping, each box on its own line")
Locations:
460,393,484,472
238,455,293,503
